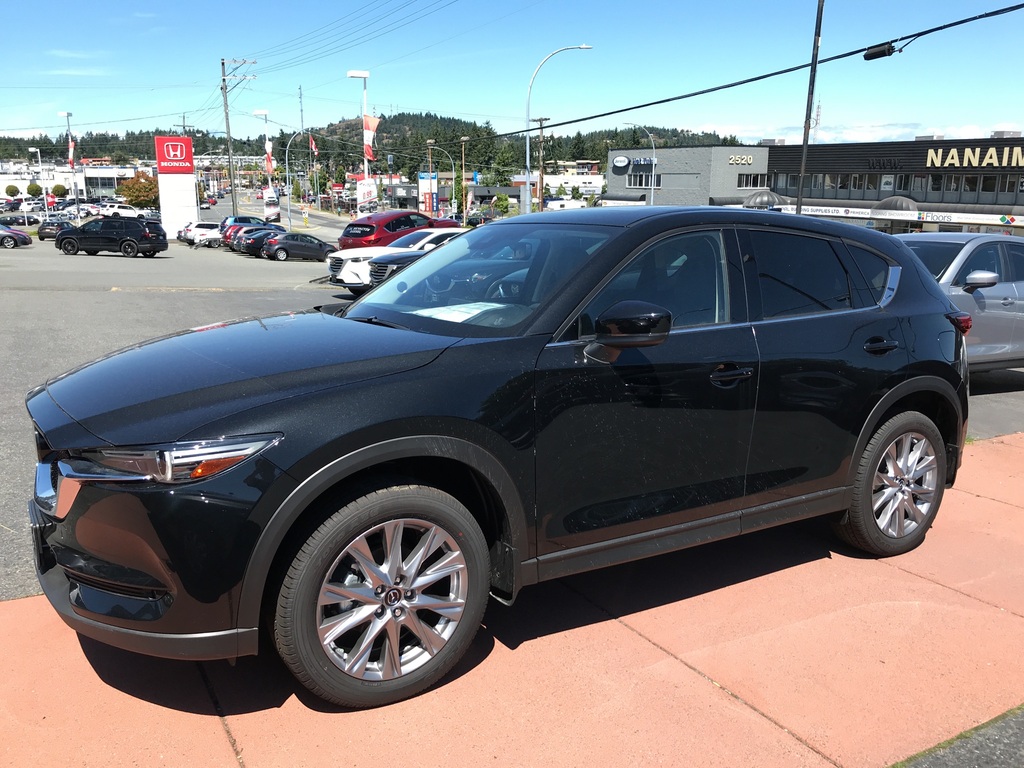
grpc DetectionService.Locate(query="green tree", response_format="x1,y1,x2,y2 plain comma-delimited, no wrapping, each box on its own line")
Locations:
293,179,302,199
5,184,18,197
571,186,582,200
117,171,159,208
27,183,42,197
493,193,510,215
555,183,567,197
52,184,67,198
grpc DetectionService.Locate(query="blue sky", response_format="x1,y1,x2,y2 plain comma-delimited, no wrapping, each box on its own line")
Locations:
2,0,1020,147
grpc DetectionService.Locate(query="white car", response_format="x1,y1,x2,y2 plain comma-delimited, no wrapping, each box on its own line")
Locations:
328,227,467,296
184,221,219,243
99,202,145,219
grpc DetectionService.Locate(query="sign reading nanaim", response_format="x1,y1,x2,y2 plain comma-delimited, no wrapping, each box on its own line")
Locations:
927,146,1024,168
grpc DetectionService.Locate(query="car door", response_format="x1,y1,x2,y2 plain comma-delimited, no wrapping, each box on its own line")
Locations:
736,227,910,522
77,219,106,249
533,227,758,576
948,241,1016,365
999,239,1024,362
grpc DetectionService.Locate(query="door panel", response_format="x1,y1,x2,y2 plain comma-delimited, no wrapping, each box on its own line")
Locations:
949,242,1017,363
534,228,757,557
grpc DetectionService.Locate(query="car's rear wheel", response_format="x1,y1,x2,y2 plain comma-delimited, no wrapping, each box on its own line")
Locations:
274,248,289,261
274,484,489,708
120,241,139,258
60,239,79,255
834,411,945,556
85,250,97,255
0,236,15,249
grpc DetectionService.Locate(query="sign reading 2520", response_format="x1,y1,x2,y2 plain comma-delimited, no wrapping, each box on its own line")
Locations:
728,155,755,165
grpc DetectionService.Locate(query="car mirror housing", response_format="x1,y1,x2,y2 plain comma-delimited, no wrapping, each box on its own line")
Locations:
586,301,671,362
963,270,1000,290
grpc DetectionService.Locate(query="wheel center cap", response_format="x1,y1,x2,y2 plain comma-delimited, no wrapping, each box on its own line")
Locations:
383,588,403,607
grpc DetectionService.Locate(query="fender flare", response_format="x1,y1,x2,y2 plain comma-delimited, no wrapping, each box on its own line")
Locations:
236,435,530,627
847,374,965,487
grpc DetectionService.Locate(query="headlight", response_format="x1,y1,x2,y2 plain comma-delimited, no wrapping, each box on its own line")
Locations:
62,435,282,484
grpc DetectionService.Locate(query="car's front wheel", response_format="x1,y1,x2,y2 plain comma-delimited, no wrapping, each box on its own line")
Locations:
274,248,289,261
274,483,489,708
835,411,946,556
60,239,79,255
0,235,15,249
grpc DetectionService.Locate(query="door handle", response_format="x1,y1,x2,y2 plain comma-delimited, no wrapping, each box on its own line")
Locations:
710,365,754,386
1001,297,1016,306
863,338,900,354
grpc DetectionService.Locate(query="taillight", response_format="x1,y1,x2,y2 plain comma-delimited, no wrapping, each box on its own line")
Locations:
947,311,972,336
267,238,278,246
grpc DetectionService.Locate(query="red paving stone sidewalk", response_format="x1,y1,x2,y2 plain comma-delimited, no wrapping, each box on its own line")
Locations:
2,434,1023,768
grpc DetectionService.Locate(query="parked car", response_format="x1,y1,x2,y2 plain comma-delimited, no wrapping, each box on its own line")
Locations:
0,213,41,227
239,229,279,257
259,232,337,261
25,207,970,709
231,224,285,252
337,210,458,250
37,220,74,241
219,215,265,234
183,221,220,244
0,224,32,248
897,232,1024,371
54,217,168,257
98,202,146,219
329,227,468,295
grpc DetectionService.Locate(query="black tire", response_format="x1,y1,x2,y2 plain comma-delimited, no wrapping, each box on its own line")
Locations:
85,250,97,256
274,248,288,261
112,212,120,217
60,239,79,255
0,235,15,249
274,484,489,708
349,286,369,297
834,411,945,556
120,240,139,258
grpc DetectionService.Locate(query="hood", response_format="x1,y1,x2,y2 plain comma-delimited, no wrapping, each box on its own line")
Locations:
29,308,455,447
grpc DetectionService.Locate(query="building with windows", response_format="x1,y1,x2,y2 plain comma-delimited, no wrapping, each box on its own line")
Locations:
604,133,1024,234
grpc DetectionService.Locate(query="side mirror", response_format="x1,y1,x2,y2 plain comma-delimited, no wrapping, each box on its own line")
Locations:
962,270,999,290
585,300,671,362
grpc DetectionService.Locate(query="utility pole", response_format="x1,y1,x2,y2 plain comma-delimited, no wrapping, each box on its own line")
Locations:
534,117,548,212
221,58,255,217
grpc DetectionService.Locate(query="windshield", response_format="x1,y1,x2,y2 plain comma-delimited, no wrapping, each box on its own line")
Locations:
901,240,964,279
345,222,612,337
389,231,432,248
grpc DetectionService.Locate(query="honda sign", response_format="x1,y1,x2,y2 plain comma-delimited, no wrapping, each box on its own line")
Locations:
154,136,195,174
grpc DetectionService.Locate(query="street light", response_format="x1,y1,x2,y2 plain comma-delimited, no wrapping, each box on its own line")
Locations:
626,123,657,205
27,146,46,214
347,70,370,180
429,142,456,218
460,136,470,219
525,44,591,213
283,130,305,229
253,109,270,193
58,111,80,221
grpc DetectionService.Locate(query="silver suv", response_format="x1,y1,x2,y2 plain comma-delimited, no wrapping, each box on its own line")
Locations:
898,232,1024,371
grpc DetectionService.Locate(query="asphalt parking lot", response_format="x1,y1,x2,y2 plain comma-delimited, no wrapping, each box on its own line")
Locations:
1,229,1022,767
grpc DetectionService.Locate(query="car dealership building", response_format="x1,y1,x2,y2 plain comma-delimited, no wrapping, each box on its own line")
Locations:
604,133,1024,235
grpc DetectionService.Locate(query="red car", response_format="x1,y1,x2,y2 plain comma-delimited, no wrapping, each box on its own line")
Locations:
337,210,458,249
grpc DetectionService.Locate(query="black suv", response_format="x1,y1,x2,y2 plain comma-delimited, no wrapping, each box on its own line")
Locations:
26,207,969,708
54,217,168,257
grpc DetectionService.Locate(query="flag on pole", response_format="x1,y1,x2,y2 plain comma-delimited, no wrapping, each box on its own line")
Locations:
68,139,75,169
309,135,318,156
363,115,380,161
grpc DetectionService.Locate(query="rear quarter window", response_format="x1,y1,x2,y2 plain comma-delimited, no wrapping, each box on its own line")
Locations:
748,229,853,318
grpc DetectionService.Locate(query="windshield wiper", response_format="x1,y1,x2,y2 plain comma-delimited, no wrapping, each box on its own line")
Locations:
346,315,409,330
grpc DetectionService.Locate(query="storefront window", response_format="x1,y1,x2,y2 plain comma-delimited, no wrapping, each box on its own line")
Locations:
1000,174,1020,193
824,173,836,189
929,174,943,192
626,173,662,189
981,175,998,193
912,174,927,193
895,174,909,192
837,174,850,190
962,175,978,192
851,174,863,190
944,175,961,192
865,173,880,191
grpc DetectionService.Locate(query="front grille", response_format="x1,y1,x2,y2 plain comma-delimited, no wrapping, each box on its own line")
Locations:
369,263,394,285
329,256,344,274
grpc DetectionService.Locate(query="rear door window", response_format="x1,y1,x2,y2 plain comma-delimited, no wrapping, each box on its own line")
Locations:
747,229,853,318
